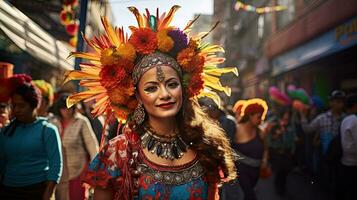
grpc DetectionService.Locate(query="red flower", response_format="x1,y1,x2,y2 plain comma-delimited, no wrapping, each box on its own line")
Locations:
187,73,204,97
129,28,157,55
99,65,127,90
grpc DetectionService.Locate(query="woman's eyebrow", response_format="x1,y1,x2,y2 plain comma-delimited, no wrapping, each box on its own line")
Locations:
165,77,178,83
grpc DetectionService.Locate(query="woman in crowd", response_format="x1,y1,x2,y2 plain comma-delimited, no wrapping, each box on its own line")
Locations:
54,93,99,200
64,5,238,199
0,74,62,199
33,80,70,200
231,98,269,200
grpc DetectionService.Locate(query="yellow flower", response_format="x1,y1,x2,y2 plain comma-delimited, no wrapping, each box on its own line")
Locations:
157,30,174,52
116,43,136,62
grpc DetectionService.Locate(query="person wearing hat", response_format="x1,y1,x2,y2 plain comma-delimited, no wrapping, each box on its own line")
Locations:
337,94,357,200
299,90,346,190
300,90,345,154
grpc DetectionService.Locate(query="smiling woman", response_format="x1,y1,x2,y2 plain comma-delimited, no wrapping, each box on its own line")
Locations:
65,5,238,200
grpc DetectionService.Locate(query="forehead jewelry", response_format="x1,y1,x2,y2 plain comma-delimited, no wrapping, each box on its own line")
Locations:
156,66,165,82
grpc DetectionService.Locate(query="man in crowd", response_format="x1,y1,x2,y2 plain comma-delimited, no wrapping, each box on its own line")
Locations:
338,94,357,200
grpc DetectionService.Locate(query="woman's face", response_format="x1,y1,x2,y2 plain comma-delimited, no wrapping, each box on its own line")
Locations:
137,65,182,121
11,94,35,122
249,113,262,126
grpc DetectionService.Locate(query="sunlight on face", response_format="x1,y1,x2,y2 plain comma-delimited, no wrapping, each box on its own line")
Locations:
137,65,183,121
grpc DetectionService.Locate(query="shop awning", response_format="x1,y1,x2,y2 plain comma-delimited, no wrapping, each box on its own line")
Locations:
0,1,74,70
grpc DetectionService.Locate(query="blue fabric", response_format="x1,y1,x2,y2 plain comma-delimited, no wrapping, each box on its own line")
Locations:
0,117,62,186
136,175,209,200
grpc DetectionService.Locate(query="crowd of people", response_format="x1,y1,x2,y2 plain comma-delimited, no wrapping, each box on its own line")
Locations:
0,5,356,200
205,90,356,200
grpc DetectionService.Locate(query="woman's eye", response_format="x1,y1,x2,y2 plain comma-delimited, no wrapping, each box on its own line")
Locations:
168,82,179,89
144,86,157,92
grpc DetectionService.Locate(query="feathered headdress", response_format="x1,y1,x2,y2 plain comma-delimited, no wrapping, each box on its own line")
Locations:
64,5,238,123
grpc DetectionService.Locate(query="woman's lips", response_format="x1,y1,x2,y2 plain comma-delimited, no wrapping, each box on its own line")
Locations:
157,102,175,108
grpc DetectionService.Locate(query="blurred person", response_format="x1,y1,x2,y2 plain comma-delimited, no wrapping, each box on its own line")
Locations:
0,74,62,199
0,103,10,129
299,90,346,190
80,100,107,144
337,94,357,200
268,108,296,196
224,98,269,200
300,90,345,155
33,80,70,200
33,80,54,118
54,93,99,200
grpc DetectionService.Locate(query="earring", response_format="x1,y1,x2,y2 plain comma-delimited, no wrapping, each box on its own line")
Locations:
133,103,145,125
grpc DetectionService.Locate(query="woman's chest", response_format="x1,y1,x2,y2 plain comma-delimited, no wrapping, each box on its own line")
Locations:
134,159,208,200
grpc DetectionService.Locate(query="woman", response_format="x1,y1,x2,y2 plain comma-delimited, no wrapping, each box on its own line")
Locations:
33,80,70,200
64,5,238,200
0,74,62,199
230,98,269,200
54,93,99,200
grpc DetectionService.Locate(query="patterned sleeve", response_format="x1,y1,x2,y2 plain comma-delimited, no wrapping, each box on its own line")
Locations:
81,134,128,189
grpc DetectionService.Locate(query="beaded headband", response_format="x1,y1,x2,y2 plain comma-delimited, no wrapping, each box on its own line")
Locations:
132,52,182,85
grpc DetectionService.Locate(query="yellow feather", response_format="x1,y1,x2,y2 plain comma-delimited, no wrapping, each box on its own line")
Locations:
101,17,120,46
63,71,99,85
66,89,105,108
128,7,144,28
204,67,239,77
68,52,100,61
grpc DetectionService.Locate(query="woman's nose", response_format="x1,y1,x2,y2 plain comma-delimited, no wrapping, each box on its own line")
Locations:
159,86,171,100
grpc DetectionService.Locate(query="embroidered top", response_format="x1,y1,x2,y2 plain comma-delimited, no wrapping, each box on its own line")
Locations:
82,130,216,200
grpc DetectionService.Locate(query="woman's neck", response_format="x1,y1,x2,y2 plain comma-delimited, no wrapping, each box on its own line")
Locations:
148,116,177,136
241,121,256,134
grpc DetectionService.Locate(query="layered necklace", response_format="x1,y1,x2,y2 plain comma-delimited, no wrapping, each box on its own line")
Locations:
140,125,189,160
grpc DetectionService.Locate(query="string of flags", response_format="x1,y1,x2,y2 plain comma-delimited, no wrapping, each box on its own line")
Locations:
234,1,287,14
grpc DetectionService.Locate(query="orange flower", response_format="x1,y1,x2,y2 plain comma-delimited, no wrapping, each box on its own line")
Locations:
187,73,204,97
112,105,130,121
108,88,129,105
188,38,199,49
100,47,119,66
116,43,136,62
157,29,174,52
191,54,205,73
127,98,138,110
129,28,157,55
99,65,127,89
177,48,204,73
177,48,195,69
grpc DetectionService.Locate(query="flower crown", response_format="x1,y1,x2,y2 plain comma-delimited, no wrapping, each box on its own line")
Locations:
64,5,238,122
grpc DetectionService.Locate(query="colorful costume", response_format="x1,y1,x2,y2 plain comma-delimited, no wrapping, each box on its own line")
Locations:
64,5,238,200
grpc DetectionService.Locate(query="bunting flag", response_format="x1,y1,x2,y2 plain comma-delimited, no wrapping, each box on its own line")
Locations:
234,1,286,14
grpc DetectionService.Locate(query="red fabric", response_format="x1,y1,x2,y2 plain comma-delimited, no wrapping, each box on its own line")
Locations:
69,175,85,200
